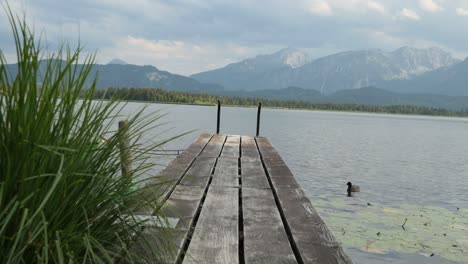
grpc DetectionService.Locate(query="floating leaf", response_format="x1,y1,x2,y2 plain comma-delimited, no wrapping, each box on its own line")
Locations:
314,198,468,263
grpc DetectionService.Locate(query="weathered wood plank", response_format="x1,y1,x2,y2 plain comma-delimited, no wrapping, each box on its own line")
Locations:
178,133,212,159
160,185,205,231
225,135,241,144
241,136,260,159
275,188,353,264
199,135,226,158
155,185,206,263
184,186,239,264
266,165,300,188
136,134,212,214
221,135,240,157
221,143,239,157
241,159,270,189
255,137,282,160
256,136,352,263
256,138,300,188
128,227,186,263
180,157,216,187
211,157,239,187
134,134,352,264
243,187,297,264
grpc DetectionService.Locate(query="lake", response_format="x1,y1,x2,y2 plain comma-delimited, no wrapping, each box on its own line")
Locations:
119,102,468,264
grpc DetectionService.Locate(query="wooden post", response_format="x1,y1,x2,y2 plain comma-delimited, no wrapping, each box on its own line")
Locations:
256,102,262,137
217,100,221,134
119,120,132,177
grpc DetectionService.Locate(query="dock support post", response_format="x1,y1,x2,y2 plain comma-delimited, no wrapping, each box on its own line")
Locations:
217,100,221,134
256,102,262,137
119,120,132,177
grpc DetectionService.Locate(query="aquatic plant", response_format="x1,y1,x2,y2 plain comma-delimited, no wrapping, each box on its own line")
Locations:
0,7,177,263
314,198,468,262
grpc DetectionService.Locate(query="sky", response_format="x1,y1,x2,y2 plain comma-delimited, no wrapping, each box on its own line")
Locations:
2,0,468,75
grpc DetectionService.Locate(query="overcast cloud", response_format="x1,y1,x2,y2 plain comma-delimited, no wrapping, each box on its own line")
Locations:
2,0,468,75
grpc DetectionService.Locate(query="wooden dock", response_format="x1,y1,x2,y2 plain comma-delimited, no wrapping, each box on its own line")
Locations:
133,133,352,264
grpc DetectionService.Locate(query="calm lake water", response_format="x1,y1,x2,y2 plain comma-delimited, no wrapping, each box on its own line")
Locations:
120,102,468,264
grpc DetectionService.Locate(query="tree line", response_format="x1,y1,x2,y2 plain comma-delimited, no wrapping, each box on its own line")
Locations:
93,87,468,117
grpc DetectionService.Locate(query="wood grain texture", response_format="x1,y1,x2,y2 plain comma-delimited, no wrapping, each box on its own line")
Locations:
178,133,212,159
259,151,300,188
158,186,205,263
241,136,260,159
160,185,205,231
241,159,270,189
134,134,353,264
225,135,241,144
137,134,212,214
275,188,353,264
242,187,297,264
256,136,352,264
221,143,239,157
199,134,226,158
127,227,186,263
255,137,282,160
211,157,239,187
184,186,239,264
180,157,216,187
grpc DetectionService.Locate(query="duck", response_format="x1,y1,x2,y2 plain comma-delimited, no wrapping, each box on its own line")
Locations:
347,182,360,196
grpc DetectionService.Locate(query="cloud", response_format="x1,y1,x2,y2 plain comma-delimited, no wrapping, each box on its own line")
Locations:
98,36,281,75
456,7,468,16
418,0,443,12
367,1,385,13
307,0,333,16
400,8,421,20
3,0,468,74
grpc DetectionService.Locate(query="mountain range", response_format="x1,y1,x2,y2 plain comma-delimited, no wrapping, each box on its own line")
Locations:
4,46,468,109
4,60,222,92
191,47,461,94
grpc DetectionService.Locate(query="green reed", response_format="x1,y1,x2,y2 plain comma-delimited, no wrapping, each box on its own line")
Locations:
0,7,178,263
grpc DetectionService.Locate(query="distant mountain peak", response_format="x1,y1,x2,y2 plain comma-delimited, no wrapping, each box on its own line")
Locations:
277,47,311,68
192,46,460,94
107,58,128,65
389,46,459,76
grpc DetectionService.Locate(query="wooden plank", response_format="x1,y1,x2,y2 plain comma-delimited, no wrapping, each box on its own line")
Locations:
256,138,300,188
241,159,270,189
266,165,300,188
180,157,216,187
243,188,297,264
127,227,186,263
275,188,353,264
225,135,240,144
256,136,352,263
178,133,212,159
221,143,239,157
221,135,240,157
255,137,282,160
211,157,239,187
241,136,260,159
211,134,227,143
199,135,226,158
153,133,212,184
156,186,206,263
137,134,212,214
184,186,238,264
160,185,205,231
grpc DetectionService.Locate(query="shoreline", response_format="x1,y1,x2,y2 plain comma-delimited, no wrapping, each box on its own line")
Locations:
98,98,468,119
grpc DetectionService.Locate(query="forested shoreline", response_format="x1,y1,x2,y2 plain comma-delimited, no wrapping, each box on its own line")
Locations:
94,87,468,117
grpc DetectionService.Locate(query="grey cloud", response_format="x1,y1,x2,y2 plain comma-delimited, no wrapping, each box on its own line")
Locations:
2,0,468,73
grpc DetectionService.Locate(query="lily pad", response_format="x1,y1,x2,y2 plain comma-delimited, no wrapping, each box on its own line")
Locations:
314,198,468,263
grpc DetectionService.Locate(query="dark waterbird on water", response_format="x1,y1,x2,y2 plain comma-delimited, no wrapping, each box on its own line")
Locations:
347,182,360,196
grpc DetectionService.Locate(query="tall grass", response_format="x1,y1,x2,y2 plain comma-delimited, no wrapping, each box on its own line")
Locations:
0,8,175,263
